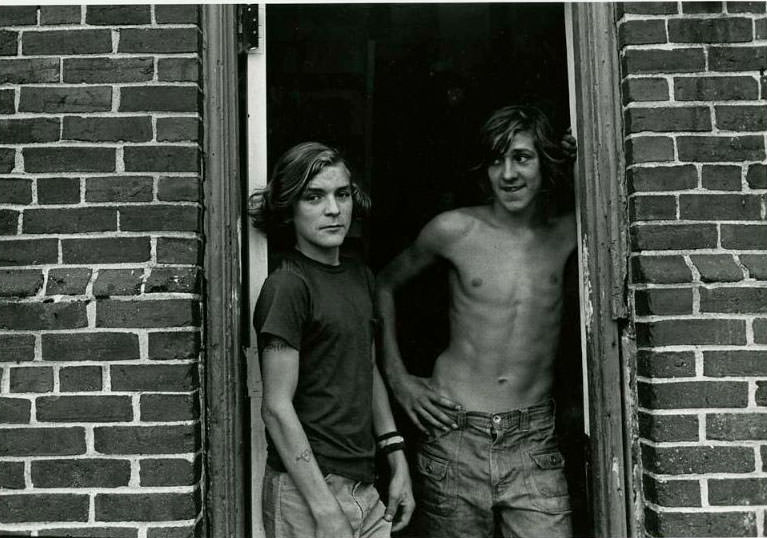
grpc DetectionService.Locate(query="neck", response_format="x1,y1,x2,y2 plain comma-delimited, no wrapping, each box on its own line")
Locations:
294,243,340,266
490,199,544,229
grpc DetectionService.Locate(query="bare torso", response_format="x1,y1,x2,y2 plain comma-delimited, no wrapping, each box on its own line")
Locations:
430,205,576,412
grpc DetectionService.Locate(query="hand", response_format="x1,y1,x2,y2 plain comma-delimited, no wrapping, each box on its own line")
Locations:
384,463,415,532
561,127,577,161
392,374,461,433
315,509,354,538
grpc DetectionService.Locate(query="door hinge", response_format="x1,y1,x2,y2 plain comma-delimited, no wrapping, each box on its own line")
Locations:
240,4,260,51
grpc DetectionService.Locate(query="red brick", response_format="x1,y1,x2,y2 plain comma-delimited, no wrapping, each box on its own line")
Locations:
93,269,144,297
139,457,199,486
645,508,756,537
111,363,197,392
42,332,139,362
124,146,200,173
727,2,766,13
0,238,58,266
94,424,199,454
0,30,17,56
37,177,81,205
639,380,748,408
709,45,767,71
0,427,86,456
758,17,767,38
20,86,112,114
156,237,200,264
157,177,200,202
38,395,132,422
46,268,92,296
140,393,198,422
158,58,199,82
756,319,767,343
23,207,117,234
85,176,153,203
701,164,742,191
0,397,31,423
148,331,200,361
10,366,53,393
701,287,767,314
709,478,767,505
120,86,199,113
60,365,102,392
677,135,764,162
708,413,767,440
669,17,752,43
0,118,59,144
642,475,701,506
722,224,767,249
747,164,766,188
32,459,130,488
157,117,200,143
674,76,759,100
62,237,150,264
39,529,137,538
0,147,15,173
629,195,676,221
0,302,87,331
24,147,115,173
690,254,744,282
0,179,32,204
86,5,151,25
637,350,696,378
22,30,111,55
95,491,199,522
642,444,754,474
622,78,669,103
120,205,200,232
0,494,89,523
626,106,711,133
639,412,699,442
0,269,43,297
636,319,746,346
0,6,38,25
631,223,717,250
631,255,692,283
619,20,667,46
147,525,200,538
716,105,767,131
0,461,25,488
64,116,152,143
118,28,199,53
635,288,693,315
64,57,153,83
145,267,199,293
758,381,767,405
626,136,675,163
680,193,763,220
96,298,200,328
0,209,19,234
156,5,199,24
683,1,724,12
0,334,35,362
628,165,698,193
40,5,81,25
623,48,706,74
0,88,14,113
0,58,59,84
740,255,767,279
619,2,678,15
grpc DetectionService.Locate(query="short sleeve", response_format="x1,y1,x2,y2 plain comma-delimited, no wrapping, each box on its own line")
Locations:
253,270,310,352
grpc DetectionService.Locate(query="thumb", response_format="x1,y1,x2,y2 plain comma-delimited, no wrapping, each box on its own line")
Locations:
384,493,399,522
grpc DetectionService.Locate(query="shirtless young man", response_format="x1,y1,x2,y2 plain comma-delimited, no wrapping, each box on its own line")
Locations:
376,106,576,538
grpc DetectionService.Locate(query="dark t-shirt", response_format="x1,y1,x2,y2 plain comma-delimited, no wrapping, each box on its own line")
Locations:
253,250,376,483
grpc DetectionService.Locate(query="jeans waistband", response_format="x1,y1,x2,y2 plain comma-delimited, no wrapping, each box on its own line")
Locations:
450,399,555,431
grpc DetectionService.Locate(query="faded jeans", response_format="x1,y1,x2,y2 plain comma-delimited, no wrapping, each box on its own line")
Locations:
416,400,572,538
262,466,391,538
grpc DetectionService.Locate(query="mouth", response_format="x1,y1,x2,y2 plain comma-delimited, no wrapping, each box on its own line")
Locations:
320,224,345,231
499,184,525,193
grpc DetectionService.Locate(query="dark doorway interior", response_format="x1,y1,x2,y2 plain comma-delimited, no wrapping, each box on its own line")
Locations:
266,4,589,536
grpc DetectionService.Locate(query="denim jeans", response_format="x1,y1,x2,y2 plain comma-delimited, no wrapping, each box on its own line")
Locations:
262,466,391,538
416,400,572,538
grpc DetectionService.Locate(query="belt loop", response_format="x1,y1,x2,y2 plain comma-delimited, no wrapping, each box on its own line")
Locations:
519,408,530,432
456,408,466,429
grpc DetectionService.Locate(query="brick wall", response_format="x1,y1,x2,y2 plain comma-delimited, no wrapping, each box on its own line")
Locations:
620,2,767,536
0,5,204,537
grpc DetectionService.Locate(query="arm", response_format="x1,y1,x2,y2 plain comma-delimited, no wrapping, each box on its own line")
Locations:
260,336,354,538
371,355,414,532
375,213,463,432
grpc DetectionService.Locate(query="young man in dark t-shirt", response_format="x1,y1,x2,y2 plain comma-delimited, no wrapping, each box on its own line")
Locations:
250,142,414,538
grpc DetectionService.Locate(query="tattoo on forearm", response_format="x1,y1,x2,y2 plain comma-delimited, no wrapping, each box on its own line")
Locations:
295,447,312,463
264,336,291,353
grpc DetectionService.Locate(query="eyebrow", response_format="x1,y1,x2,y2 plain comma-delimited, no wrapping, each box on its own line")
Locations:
303,185,351,194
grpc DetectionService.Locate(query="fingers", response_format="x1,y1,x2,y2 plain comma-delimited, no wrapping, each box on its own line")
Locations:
384,493,398,524
417,400,458,431
404,406,428,434
391,494,415,532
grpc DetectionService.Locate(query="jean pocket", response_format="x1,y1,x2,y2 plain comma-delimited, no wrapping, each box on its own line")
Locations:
416,451,455,515
527,450,571,513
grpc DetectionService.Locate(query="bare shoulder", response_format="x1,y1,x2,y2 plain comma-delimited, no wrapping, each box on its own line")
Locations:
550,211,578,246
417,207,481,252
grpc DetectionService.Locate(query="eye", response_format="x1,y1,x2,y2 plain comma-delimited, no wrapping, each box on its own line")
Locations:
302,193,322,203
337,189,352,199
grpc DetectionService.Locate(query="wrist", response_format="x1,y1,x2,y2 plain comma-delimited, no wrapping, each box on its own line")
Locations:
387,449,408,473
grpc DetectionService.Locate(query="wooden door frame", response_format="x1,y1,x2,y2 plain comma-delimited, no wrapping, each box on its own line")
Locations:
201,3,634,537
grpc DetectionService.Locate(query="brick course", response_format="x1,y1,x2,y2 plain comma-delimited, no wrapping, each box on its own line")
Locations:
0,5,203,535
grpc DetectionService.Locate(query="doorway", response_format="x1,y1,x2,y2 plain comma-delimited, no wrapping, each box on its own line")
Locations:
262,3,589,536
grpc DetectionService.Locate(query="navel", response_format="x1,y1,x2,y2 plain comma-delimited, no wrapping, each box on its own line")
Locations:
497,377,508,384
471,277,483,288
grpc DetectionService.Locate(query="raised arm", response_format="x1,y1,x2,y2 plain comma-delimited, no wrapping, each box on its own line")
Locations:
375,211,466,432
260,335,353,538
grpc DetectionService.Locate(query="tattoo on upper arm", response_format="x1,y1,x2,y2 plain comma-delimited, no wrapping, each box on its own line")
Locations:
263,336,292,353
295,447,312,463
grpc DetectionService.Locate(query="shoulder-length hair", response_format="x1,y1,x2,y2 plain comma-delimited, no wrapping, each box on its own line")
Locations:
248,141,371,234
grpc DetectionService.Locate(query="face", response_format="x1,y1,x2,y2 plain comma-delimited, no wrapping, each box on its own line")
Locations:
292,163,353,262
486,130,543,217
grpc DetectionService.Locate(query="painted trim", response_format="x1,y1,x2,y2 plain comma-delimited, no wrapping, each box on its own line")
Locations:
567,3,632,537
201,5,249,538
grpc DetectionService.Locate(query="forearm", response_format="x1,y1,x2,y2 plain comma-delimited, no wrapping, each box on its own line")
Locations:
372,366,409,473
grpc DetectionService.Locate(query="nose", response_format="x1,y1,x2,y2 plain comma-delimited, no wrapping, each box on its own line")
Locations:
502,157,516,180
325,195,340,216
